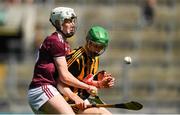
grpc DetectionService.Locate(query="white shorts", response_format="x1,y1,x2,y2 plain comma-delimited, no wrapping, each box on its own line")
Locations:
27,85,60,112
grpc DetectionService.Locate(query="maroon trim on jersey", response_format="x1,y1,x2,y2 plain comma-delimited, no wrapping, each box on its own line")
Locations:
42,85,54,99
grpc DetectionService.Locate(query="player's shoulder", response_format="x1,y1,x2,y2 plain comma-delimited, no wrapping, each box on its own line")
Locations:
46,32,64,43
66,46,86,60
47,32,58,40
71,46,84,53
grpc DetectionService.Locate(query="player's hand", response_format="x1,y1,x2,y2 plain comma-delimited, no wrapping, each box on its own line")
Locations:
73,94,87,110
86,85,98,97
98,76,115,88
97,71,115,88
97,70,107,81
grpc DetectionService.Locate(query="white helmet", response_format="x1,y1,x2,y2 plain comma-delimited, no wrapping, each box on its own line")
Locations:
50,7,76,26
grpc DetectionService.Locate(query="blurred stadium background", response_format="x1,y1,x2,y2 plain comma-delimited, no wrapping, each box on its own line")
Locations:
0,0,179,114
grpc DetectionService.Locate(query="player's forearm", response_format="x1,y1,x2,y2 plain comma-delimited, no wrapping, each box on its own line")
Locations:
82,74,101,88
59,69,98,97
91,81,101,88
86,80,102,88
57,81,69,96
59,70,90,90
54,57,90,90
57,83,78,101
64,90,81,102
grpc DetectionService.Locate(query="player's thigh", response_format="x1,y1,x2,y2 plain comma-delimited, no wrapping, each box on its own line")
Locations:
80,107,111,114
40,94,75,114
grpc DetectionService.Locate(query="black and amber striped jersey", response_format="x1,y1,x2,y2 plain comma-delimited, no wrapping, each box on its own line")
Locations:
66,46,99,101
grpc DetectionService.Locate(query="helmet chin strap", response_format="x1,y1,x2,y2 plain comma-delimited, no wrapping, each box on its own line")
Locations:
56,25,74,38
65,29,74,38
64,32,74,38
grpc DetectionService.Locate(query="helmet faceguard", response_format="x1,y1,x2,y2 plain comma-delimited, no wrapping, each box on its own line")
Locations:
86,40,106,57
86,26,109,57
49,7,77,38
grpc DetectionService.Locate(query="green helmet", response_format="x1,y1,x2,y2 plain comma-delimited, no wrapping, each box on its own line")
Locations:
87,26,109,47
86,26,109,57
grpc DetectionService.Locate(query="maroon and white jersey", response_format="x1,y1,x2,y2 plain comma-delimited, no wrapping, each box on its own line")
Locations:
29,32,71,89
